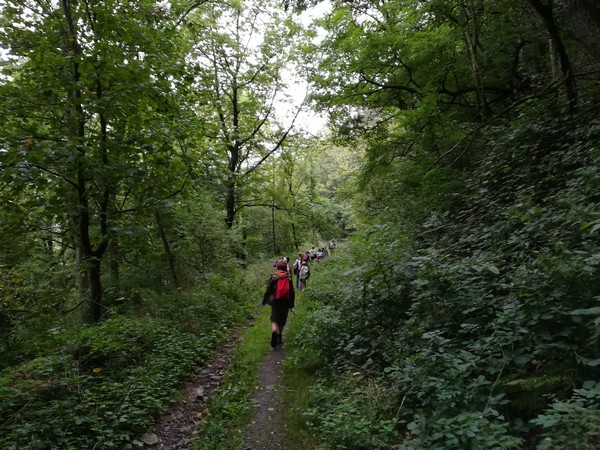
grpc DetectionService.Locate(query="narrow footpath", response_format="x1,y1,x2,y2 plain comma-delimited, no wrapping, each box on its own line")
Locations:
241,347,287,449
147,324,291,449
149,334,242,449
148,261,310,449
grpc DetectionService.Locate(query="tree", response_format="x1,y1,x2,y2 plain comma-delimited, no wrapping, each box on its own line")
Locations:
562,0,600,62
185,0,305,230
249,136,355,253
0,0,187,322
308,0,593,171
529,0,578,110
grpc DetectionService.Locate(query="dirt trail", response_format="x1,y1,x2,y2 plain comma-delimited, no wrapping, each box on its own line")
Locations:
148,330,289,449
150,334,242,449
241,347,287,449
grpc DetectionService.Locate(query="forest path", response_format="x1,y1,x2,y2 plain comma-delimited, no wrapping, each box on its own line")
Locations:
149,333,242,449
148,320,291,449
241,346,287,449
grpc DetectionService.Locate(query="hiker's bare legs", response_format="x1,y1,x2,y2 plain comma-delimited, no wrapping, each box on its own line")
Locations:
271,322,284,347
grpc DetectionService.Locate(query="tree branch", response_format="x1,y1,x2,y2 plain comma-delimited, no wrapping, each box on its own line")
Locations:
176,0,212,26
426,79,563,172
242,91,308,178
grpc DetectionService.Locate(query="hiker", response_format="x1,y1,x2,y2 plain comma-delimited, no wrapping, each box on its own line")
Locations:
261,259,295,348
316,248,323,261
299,260,310,291
284,256,292,275
293,253,302,288
301,250,310,266
309,246,317,262
329,239,336,253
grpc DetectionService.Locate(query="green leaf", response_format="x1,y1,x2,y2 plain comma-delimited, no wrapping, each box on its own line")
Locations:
570,307,600,316
487,265,500,275
514,354,531,366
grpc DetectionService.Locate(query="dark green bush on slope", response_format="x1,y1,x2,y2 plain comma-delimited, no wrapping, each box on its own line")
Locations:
292,103,600,449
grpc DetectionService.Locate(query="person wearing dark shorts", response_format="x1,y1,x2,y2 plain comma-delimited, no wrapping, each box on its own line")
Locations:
262,259,295,348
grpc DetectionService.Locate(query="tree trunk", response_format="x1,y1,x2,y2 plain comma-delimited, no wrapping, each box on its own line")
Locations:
225,180,236,229
62,0,109,322
561,0,600,62
109,231,120,283
529,0,578,110
272,204,277,253
437,0,488,119
284,158,300,250
225,71,240,229
75,246,89,302
88,259,103,323
155,210,179,289
461,1,489,120
290,220,300,251
271,162,276,253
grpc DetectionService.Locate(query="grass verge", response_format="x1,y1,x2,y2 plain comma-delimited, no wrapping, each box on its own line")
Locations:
281,290,319,450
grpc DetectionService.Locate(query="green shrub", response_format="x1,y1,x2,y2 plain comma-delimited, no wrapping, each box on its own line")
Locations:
304,373,399,450
531,381,600,450
0,267,260,449
291,103,600,448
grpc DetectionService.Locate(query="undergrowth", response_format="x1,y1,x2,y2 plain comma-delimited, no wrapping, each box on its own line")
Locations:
282,281,322,450
288,104,600,449
192,259,282,449
192,306,271,449
0,271,257,449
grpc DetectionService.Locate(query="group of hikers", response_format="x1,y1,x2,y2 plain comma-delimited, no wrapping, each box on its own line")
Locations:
261,239,336,348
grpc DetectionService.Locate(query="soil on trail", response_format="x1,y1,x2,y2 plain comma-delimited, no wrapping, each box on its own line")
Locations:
241,347,287,449
147,328,289,450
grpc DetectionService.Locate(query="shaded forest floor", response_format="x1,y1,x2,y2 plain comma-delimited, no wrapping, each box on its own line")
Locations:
241,347,287,449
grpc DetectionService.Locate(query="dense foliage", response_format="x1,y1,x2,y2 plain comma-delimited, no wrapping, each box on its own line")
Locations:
1,0,599,448
0,0,346,447
0,272,259,449
294,101,600,448
288,0,600,447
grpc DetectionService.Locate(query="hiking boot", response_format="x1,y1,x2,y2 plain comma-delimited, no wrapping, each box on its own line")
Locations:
277,333,283,346
271,331,278,348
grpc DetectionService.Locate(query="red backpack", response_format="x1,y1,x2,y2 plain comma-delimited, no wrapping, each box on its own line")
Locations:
275,276,290,300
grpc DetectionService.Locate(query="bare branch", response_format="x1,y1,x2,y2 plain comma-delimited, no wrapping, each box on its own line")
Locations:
176,0,212,26
242,91,308,178
427,79,563,172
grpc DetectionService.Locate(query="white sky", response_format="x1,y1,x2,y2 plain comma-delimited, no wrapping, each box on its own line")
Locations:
276,0,332,136
0,0,332,135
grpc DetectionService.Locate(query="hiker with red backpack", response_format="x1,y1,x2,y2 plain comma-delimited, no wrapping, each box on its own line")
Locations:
261,259,295,348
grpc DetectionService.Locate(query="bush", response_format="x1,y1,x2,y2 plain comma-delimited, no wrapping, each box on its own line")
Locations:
0,268,259,449
291,102,600,448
